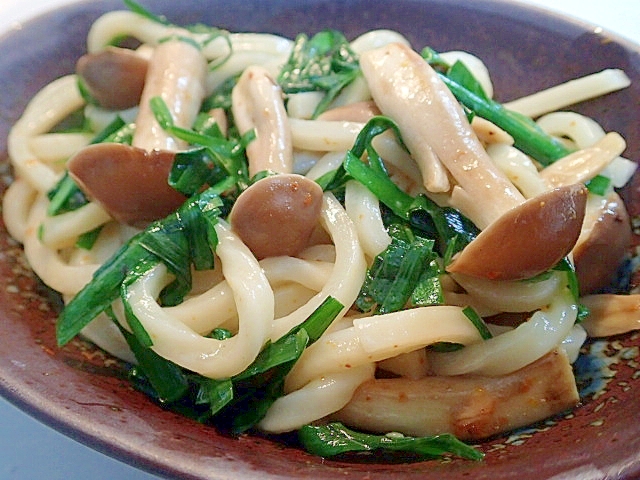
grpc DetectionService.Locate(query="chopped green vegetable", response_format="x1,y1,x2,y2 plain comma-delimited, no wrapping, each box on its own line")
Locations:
585,174,611,196
121,296,344,434
554,259,590,322
278,30,360,117
422,47,573,166
299,422,484,461
123,0,170,25
111,307,189,404
75,226,103,250
321,115,479,256
462,306,493,340
151,96,252,191
356,228,439,314
56,185,225,346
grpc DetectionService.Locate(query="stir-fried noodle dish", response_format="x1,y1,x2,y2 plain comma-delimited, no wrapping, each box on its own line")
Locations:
4,0,640,460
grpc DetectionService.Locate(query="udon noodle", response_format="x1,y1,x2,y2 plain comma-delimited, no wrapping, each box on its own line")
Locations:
3,2,639,458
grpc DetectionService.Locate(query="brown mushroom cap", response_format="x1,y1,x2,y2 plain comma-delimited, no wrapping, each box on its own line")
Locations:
76,47,148,110
67,143,186,227
228,174,324,259
573,191,632,294
446,183,588,281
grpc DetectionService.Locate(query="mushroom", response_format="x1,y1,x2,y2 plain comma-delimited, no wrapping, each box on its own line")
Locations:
447,183,587,280
132,39,208,152
359,43,587,280
229,174,324,260
228,65,323,259
572,191,632,294
332,349,578,440
76,46,149,110
580,293,640,337
68,144,185,227
232,65,293,177
68,39,207,227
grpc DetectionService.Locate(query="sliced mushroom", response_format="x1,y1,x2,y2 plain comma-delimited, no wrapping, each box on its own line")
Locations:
67,143,185,227
228,174,323,259
447,184,588,280
76,47,149,110
231,65,292,177
360,43,587,280
332,349,578,440
572,191,631,294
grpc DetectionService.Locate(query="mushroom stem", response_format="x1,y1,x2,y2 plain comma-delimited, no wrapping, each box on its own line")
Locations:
232,65,293,176
359,42,524,226
360,43,588,280
332,349,578,440
132,38,208,152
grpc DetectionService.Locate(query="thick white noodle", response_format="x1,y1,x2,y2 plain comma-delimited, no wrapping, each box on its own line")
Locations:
561,324,588,364
286,92,324,119
428,286,577,376
125,221,274,378
2,179,37,243
206,51,287,93
28,133,92,164
8,75,84,193
344,180,391,259
440,50,494,98
329,74,372,108
349,29,411,54
285,305,483,392
87,11,292,61
289,118,364,152
487,143,549,198
23,195,100,295
164,257,333,335
38,202,112,250
504,69,631,118
451,271,563,313
80,312,137,364
271,193,367,340
84,103,138,133
259,363,376,433
304,151,347,180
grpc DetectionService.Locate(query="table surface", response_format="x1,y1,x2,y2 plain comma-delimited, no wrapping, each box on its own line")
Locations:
0,1,638,479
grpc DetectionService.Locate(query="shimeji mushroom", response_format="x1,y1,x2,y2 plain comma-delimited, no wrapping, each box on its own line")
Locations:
76,46,149,111
68,39,207,227
228,66,323,259
332,349,578,440
359,43,587,281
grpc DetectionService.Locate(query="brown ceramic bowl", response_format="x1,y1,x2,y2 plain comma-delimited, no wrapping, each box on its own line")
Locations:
1,1,639,479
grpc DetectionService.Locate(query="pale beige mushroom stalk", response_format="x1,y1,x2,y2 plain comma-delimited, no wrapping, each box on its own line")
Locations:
228,66,323,259
232,65,293,177
359,43,587,281
333,349,578,440
68,39,208,227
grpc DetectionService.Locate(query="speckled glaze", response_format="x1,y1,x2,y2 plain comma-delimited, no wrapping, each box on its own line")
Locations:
0,1,639,479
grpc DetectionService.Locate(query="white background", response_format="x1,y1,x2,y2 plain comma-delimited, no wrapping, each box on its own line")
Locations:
0,1,637,479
